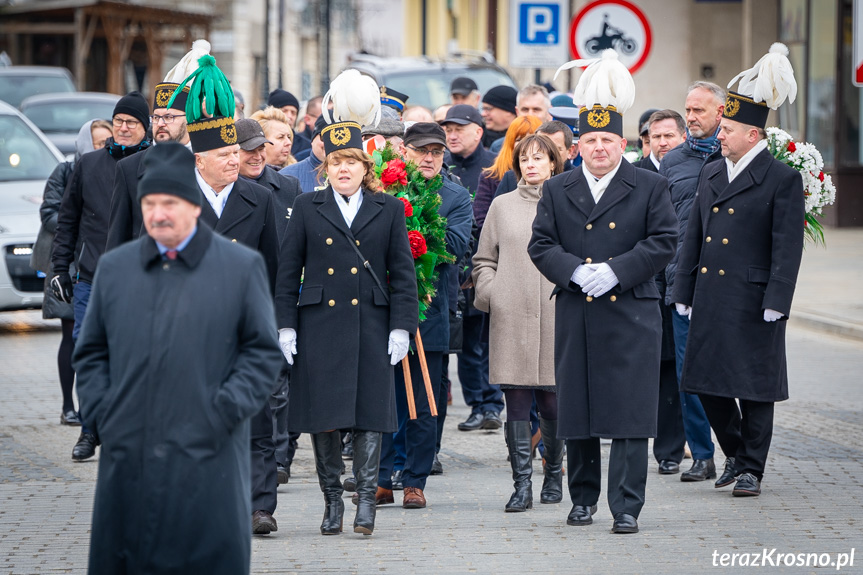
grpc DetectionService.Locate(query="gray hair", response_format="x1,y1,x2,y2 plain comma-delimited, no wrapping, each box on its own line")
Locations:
687,81,725,106
517,84,551,108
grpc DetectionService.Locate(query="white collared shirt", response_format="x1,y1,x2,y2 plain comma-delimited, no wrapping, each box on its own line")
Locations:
649,152,661,170
582,159,623,204
335,187,363,227
725,139,768,183
195,168,234,218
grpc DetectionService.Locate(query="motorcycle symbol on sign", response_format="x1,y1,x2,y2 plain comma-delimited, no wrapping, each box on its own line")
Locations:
585,14,637,55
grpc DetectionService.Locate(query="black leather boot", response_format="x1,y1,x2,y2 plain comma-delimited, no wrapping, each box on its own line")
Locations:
311,431,344,535
505,421,533,512
351,430,382,535
539,418,564,504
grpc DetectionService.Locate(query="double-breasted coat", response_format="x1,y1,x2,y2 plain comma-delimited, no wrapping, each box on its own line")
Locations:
274,187,418,434
73,223,283,575
473,181,556,388
528,160,678,439
671,148,804,402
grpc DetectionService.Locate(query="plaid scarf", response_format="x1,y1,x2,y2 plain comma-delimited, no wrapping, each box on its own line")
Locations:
685,125,721,158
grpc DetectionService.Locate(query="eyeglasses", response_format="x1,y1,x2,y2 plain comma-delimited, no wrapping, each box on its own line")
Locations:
113,118,141,129
150,114,183,125
407,145,445,158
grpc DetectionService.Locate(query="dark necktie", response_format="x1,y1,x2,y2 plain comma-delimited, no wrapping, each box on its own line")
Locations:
166,250,178,260
340,194,351,204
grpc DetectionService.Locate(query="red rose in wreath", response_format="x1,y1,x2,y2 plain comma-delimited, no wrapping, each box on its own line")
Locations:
381,159,408,188
787,141,796,153
408,230,427,259
398,196,414,217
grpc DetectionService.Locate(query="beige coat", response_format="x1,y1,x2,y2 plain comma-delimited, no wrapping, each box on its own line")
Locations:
472,181,556,388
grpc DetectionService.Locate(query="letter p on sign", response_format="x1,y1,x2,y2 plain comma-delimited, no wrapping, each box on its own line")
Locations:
520,3,559,44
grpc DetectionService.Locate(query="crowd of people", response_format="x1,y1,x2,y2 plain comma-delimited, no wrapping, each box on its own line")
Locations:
34,37,805,573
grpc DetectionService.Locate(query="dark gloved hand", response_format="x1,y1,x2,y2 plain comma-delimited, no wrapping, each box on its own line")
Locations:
51,273,74,304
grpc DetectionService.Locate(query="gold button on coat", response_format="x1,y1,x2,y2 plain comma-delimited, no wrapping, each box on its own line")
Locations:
351,267,358,274
609,222,615,229
610,295,617,302
586,224,593,230
722,238,729,244
327,268,334,275
355,240,360,246
351,299,358,306
586,296,593,302
728,208,734,214
701,267,707,274
705,236,712,243
231,239,237,243
326,238,333,245
713,207,719,213
328,299,335,307
585,257,592,264
719,270,725,276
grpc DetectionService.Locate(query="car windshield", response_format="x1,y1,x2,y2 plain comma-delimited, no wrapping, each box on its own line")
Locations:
381,68,517,110
0,115,60,181
24,100,116,133
0,75,76,108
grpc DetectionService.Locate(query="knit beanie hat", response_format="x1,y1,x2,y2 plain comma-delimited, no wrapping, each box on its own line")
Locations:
482,86,518,114
137,143,201,206
268,89,300,111
113,91,150,132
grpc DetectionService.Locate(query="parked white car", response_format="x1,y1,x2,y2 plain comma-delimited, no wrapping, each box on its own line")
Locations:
0,100,64,311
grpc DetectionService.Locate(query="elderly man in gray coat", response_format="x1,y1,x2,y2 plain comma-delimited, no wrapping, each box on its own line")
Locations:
73,143,282,575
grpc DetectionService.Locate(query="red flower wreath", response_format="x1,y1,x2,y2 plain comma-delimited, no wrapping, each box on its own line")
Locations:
407,230,427,259
398,196,414,217
381,159,408,187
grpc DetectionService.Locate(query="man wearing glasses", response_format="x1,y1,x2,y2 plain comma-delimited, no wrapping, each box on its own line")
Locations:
106,81,192,250
52,91,151,461
370,122,472,508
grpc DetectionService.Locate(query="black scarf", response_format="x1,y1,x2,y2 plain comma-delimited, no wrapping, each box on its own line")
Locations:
107,137,151,159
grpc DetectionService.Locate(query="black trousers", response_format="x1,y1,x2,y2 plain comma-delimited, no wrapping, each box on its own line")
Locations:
567,437,648,519
698,394,774,480
653,359,685,463
251,403,278,514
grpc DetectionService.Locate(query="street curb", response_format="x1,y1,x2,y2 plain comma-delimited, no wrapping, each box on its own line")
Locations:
789,309,863,342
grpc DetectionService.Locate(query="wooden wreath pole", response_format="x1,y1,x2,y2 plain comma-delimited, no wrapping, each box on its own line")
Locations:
414,330,438,416
402,356,417,420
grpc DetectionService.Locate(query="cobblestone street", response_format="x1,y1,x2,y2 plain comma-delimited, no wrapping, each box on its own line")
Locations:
1,231,862,574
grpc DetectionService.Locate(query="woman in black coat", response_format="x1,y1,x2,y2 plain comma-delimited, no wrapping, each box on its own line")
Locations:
274,121,418,536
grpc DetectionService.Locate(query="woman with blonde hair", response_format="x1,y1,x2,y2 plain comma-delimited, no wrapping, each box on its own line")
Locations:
274,84,418,536
250,106,296,169
472,133,565,512
473,115,542,233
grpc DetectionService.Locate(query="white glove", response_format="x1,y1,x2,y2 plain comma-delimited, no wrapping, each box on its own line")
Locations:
570,264,593,287
675,303,692,320
388,329,410,365
581,263,619,297
278,328,297,365
763,309,784,322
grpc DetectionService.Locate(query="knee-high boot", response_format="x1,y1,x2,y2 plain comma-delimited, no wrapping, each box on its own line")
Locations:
311,431,344,535
505,421,533,512
539,418,564,504
351,430,382,535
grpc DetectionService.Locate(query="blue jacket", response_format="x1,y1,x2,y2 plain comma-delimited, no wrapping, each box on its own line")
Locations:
659,143,723,305
279,152,324,194
418,176,473,352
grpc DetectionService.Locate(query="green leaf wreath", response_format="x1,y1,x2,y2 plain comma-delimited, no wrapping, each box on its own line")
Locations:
373,144,455,322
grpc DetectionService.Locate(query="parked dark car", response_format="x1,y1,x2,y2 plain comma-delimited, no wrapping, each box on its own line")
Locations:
0,66,76,108
345,52,517,110
21,92,121,156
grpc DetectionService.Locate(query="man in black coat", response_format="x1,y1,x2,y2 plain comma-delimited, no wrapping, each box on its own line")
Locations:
105,82,191,250
529,97,678,534
51,91,151,461
660,82,727,483
633,110,690,476
236,117,301,484
672,85,804,498
188,112,281,534
73,143,282,575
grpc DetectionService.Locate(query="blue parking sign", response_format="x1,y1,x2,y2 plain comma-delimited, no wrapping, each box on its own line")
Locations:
519,3,559,45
